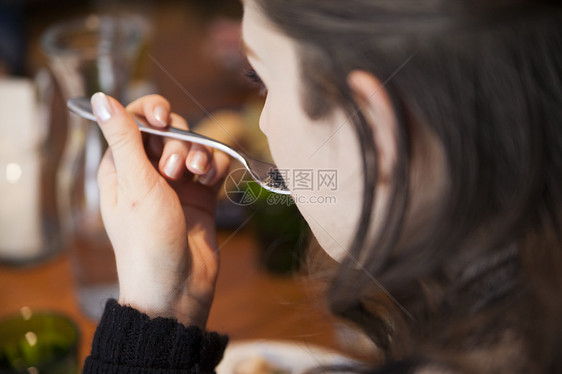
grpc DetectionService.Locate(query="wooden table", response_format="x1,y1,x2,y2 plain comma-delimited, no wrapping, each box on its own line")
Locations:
0,228,349,369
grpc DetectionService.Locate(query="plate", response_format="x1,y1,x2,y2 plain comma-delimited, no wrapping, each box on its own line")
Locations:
217,340,357,373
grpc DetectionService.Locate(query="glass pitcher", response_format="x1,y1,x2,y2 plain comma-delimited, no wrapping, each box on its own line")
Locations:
41,14,146,320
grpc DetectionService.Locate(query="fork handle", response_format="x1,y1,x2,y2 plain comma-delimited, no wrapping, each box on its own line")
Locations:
133,116,244,163
67,97,245,164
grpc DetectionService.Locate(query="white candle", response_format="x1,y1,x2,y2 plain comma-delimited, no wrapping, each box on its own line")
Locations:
0,78,43,261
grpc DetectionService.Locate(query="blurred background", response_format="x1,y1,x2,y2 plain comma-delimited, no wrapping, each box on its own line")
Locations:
6,0,253,112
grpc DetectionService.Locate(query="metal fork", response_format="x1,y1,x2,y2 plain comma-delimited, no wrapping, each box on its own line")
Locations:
67,97,290,195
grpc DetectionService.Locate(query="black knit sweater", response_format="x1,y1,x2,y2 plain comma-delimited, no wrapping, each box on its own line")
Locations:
82,299,229,373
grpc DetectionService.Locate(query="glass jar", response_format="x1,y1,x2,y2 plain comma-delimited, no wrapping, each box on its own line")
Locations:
41,14,146,320
0,73,60,265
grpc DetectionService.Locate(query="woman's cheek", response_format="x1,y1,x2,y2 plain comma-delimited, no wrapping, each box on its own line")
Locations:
259,97,290,165
258,100,270,135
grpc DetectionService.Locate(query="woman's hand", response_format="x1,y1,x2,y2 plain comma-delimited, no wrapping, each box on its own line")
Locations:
91,92,229,328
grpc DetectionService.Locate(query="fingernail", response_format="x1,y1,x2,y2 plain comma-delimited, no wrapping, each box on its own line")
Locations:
189,151,208,174
199,167,216,186
164,154,181,179
154,106,167,127
91,92,112,122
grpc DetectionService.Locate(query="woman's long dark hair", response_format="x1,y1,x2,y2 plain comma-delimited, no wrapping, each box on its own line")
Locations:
250,0,562,372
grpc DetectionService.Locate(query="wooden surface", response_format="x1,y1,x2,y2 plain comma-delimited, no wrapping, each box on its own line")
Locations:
0,229,347,369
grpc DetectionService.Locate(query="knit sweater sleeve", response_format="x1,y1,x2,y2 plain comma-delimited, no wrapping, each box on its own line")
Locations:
82,299,228,374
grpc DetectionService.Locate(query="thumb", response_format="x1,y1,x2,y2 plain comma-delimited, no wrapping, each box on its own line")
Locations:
91,92,151,180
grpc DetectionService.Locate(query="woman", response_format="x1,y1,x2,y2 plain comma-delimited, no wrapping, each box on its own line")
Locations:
83,0,562,372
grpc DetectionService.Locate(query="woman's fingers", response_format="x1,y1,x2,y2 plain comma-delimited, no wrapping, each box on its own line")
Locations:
97,149,117,206
157,113,216,183
124,94,230,186
187,144,212,175
199,150,230,187
91,93,152,183
126,94,171,128
158,113,192,180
